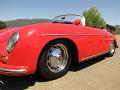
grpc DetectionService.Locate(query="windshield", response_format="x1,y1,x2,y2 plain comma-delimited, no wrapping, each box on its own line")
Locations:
51,14,82,24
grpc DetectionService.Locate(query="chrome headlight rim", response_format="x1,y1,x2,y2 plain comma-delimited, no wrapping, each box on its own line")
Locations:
7,32,19,53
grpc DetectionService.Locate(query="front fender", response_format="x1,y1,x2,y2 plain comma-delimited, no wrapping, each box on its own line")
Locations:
6,28,64,74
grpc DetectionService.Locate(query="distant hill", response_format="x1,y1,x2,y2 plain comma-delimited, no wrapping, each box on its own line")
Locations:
5,19,51,27
4,19,120,35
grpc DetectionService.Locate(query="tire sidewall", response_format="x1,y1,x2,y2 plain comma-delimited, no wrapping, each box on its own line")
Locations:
38,40,72,80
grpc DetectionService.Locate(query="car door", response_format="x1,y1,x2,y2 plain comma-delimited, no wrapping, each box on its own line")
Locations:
76,26,105,61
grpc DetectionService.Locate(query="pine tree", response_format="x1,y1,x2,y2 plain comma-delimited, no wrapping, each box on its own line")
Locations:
83,6,106,28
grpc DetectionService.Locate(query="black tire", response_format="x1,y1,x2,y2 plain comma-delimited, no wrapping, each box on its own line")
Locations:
37,40,72,80
106,41,115,57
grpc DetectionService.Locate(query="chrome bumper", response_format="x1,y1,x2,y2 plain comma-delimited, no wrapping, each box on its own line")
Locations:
0,68,27,74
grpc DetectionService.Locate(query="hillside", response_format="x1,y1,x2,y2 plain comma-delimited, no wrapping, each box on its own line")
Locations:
5,19,51,27
4,19,120,35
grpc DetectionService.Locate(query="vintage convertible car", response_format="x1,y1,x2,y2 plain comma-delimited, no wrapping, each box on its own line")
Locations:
0,14,118,80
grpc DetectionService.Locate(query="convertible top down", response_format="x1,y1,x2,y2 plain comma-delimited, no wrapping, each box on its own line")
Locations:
0,14,118,80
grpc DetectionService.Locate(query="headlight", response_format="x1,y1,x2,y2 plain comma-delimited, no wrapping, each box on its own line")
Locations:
7,32,19,53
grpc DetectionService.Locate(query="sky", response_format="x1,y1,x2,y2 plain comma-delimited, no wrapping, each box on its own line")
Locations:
0,0,120,25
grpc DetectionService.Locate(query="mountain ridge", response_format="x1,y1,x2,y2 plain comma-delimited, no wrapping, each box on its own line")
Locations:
4,19,120,34
5,19,51,27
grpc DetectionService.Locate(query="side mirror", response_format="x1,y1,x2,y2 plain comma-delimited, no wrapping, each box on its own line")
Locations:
73,19,81,25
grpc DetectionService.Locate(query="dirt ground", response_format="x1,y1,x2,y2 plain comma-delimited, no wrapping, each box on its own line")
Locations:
0,35,120,90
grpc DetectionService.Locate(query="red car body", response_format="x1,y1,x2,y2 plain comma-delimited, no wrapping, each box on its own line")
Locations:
0,19,118,76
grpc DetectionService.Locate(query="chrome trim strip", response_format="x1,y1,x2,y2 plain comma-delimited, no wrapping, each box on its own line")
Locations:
81,51,109,61
41,33,102,36
41,34,70,36
0,68,27,74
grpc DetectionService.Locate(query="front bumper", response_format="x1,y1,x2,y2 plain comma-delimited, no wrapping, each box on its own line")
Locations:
0,62,29,76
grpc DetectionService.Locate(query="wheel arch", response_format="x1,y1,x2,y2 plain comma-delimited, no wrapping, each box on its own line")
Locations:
36,38,79,72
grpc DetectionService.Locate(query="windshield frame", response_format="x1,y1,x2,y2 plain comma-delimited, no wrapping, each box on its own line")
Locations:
51,14,82,24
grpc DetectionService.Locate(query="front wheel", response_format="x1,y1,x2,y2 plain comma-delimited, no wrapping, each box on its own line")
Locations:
38,40,72,80
106,41,115,57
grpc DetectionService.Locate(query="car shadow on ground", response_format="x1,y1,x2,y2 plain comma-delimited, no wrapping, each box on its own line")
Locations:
0,55,106,90
69,55,106,72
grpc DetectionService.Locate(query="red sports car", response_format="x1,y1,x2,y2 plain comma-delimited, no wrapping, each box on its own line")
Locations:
0,14,118,80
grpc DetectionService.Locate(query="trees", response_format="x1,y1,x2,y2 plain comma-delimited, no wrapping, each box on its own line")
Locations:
115,25,120,34
83,6,106,28
0,21,7,30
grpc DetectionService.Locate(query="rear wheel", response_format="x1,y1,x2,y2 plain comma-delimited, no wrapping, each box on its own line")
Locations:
38,40,72,80
106,41,115,57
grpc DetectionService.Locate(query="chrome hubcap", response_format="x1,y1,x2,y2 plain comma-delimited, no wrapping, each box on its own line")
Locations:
110,42,115,54
47,44,68,73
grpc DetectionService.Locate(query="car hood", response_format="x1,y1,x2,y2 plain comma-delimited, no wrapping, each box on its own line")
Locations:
22,23,83,35
0,23,92,42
